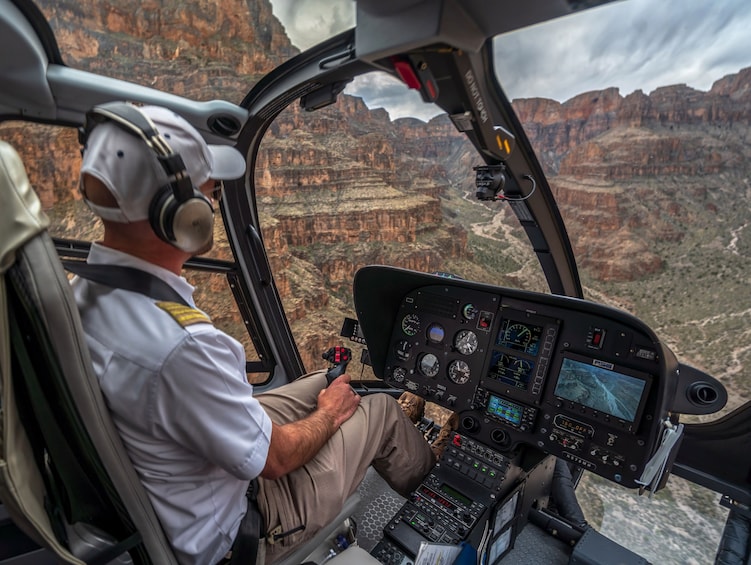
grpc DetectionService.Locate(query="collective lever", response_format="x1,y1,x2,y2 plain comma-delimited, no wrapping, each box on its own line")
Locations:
323,346,352,385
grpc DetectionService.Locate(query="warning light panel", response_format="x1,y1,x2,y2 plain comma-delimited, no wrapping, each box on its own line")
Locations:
587,327,606,350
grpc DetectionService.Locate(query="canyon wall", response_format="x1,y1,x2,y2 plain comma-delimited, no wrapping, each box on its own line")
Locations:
5,0,751,368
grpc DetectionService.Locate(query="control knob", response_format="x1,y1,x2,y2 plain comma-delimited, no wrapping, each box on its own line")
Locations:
461,416,480,433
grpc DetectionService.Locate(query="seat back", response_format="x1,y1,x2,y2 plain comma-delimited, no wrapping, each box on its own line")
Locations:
0,141,178,564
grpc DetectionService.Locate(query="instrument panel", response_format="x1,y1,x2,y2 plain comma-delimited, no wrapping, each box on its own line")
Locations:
354,266,677,488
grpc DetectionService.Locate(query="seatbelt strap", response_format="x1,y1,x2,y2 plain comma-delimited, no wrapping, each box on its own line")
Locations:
229,480,262,565
86,531,143,565
63,261,189,307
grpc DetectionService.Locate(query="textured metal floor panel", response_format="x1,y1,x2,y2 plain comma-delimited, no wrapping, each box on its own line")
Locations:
354,467,406,552
354,468,571,563
502,521,571,564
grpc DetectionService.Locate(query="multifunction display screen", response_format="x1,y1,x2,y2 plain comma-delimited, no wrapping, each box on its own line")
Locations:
486,395,523,426
554,357,648,422
487,351,535,390
496,319,543,356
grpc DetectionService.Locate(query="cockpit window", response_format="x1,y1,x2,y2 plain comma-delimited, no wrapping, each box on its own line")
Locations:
34,0,297,103
253,86,552,381
492,1,751,561
493,0,751,414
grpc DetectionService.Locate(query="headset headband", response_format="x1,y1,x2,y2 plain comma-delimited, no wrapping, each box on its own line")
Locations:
80,101,194,203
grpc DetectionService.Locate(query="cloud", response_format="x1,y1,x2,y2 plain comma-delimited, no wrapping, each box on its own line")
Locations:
270,0,751,119
494,0,751,101
269,0,355,50
269,0,442,121
345,73,441,122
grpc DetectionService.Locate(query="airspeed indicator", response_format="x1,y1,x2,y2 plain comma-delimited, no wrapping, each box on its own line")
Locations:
402,313,420,337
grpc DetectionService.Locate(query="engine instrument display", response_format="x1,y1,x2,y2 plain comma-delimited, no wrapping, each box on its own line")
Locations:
487,352,535,390
496,319,543,356
554,356,650,423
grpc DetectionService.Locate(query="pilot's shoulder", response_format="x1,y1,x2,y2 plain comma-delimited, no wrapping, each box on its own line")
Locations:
155,301,212,329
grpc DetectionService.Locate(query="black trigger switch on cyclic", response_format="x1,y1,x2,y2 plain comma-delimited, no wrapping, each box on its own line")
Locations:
323,346,352,385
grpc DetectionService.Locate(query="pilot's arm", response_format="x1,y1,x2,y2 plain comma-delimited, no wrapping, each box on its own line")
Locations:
260,374,360,480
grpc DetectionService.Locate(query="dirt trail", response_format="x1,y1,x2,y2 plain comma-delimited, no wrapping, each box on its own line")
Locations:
463,191,540,282
727,222,748,255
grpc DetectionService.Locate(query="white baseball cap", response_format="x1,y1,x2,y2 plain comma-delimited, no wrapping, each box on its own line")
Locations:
80,105,246,223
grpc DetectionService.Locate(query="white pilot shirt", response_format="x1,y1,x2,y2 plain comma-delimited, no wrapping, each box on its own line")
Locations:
72,243,272,565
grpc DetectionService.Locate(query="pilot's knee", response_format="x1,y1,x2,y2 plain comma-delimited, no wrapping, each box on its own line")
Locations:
292,369,328,392
361,393,404,424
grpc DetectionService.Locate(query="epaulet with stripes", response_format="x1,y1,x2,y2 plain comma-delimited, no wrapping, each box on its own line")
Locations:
156,301,212,328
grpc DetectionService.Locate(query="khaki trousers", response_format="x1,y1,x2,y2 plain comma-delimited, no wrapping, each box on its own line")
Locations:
255,370,435,564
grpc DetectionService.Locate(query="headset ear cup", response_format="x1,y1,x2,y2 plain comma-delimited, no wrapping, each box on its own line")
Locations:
149,184,177,243
171,192,214,253
148,186,214,254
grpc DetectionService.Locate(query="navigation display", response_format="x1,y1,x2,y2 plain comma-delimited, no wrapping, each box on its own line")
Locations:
554,357,649,422
496,319,543,356
487,351,534,390
487,395,523,426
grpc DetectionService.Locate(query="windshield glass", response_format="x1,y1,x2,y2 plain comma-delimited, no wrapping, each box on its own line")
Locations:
492,0,751,562
254,95,546,376
38,0,300,102
19,1,749,562
15,0,285,379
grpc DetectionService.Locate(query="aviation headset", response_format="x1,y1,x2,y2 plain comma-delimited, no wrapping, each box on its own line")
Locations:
79,101,214,254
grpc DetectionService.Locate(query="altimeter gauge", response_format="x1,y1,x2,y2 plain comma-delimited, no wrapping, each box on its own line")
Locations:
448,359,471,385
454,329,478,355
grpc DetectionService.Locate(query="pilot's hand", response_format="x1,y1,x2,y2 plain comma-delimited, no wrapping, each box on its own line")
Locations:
317,373,360,429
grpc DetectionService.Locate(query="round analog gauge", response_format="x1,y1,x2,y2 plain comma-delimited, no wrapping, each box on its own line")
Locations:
401,313,420,337
462,303,477,320
395,340,413,362
391,366,407,383
454,330,478,355
418,353,440,378
427,323,445,343
448,359,471,385
504,323,531,348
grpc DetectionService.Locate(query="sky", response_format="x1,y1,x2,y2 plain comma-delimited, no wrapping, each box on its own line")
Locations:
269,0,751,121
